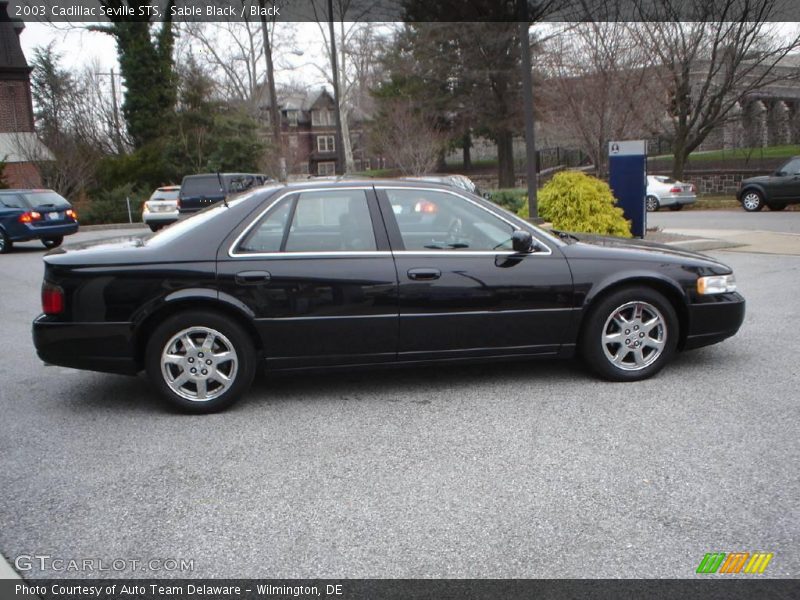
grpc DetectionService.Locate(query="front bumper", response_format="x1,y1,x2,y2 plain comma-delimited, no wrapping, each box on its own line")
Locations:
683,292,745,350
32,315,139,375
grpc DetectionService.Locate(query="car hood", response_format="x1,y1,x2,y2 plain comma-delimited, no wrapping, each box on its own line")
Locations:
558,232,732,273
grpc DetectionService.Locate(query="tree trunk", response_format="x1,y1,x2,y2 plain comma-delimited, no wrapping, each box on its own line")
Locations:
462,132,472,170
436,148,446,172
671,143,688,180
496,130,515,188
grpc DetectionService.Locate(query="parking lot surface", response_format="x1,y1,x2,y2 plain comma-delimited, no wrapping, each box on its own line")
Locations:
0,232,798,578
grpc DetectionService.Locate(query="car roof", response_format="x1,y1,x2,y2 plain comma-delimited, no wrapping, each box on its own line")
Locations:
274,179,466,192
0,188,58,193
156,185,181,191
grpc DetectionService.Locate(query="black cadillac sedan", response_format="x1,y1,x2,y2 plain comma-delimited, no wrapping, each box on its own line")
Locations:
33,181,745,413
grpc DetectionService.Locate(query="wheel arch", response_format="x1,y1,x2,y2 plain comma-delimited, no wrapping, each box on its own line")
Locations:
579,275,690,350
132,289,262,369
739,185,766,201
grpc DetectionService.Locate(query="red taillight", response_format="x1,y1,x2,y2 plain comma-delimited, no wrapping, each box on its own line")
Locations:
66,209,77,220
19,211,42,223
669,186,682,193
42,282,64,315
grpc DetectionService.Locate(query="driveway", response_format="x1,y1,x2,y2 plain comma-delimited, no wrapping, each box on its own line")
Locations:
0,232,798,579
648,209,800,234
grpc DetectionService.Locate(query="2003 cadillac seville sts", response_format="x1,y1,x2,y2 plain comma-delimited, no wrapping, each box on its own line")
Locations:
32,180,745,413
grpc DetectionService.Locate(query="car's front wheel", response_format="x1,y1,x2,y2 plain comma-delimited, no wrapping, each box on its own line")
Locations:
741,190,764,212
581,287,678,382
42,236,64,249
645,196,660,212
0,230,11,254
145,310,257,413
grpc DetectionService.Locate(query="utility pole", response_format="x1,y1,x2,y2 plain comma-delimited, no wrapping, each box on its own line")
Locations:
108,69,123,154
518,6,539,220
260,0,286,181
328,0,345,175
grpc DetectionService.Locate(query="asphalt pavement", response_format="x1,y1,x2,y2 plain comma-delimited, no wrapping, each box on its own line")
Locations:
0,227,798,579
648,208,800,233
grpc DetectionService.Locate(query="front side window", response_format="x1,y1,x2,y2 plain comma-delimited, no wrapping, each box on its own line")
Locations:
385,189,515,251
238,190,376,253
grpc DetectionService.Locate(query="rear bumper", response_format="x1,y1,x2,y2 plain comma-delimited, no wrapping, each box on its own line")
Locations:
10,222,78,242
659,194,697,207
683,292,745,350
32,315,139,375
143,212,178,224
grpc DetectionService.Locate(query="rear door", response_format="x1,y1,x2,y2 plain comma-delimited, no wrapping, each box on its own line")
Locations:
376,186,574,361
216,186,399,369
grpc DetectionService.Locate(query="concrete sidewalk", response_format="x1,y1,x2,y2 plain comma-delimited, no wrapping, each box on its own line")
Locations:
661,228,800,255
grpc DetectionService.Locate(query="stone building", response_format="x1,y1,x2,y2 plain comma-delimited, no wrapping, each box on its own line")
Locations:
0,1,52,187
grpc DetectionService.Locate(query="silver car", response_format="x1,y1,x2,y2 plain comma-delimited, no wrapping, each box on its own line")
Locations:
142,185,180,231
646,175,697,212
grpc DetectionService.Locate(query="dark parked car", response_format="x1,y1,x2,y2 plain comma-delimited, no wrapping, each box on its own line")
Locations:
738,156,800,211
0,189,79,253
178,173,271,214
33,181,745,413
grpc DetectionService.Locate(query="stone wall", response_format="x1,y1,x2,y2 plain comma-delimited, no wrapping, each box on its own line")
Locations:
650,169,765,195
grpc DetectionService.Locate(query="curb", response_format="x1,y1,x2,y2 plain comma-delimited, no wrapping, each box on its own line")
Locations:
664,239,745,252
78,223,148,231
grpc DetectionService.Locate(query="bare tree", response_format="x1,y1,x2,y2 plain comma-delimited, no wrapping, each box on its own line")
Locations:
538,23,662,175
629,0,800,178
369,99,447,175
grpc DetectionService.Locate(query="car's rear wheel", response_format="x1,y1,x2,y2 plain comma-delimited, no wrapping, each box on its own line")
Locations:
741,190,764,212
645,196,659,212
581,287,678,382
42,236,64,249
145,311,256,413
669,203,683,211
0,230,11,254
767,203,787,211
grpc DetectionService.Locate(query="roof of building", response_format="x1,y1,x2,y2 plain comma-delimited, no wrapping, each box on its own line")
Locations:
0,132,55,162
0,1,30,72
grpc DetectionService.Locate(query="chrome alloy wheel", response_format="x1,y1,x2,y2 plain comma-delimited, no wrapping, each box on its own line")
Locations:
160,326,238,402
742,192,762,211
601,301,667,371
645,196,659,212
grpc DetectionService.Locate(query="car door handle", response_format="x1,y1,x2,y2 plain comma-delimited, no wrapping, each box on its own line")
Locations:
407,268,441,281
235,270,271,285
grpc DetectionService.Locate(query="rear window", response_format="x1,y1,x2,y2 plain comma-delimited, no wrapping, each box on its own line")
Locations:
653,176,677,184
181,176,224,197
1,191,71,209
150,190,180,201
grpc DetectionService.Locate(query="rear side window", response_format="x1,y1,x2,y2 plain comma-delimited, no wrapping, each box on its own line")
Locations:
238,190,376,253
0,194,27,208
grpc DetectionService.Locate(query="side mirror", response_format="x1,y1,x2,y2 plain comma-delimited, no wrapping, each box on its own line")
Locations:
775,170,786,177
511,230,534,253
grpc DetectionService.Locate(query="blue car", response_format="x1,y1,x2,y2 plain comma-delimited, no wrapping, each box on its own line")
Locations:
0,189,79,253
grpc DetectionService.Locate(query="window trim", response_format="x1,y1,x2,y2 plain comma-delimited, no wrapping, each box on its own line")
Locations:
229,187,387,258
317,135,335,153
317,161,336,176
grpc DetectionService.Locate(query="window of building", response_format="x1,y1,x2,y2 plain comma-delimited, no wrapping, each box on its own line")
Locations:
318,162,336,176
312,109,333,126
287,110,298,126
317,135,335,153
289,135,299,149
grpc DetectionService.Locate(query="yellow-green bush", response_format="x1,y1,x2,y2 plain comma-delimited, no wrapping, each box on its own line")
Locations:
538,171,632,238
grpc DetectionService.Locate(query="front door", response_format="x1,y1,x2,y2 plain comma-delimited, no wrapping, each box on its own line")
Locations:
771,158,800,201
217,187,398,369
376,187,574,362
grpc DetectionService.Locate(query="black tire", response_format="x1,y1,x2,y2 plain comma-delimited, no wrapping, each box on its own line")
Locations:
42,236,64,249
0,230,11,254
580,286,679,382
741,190,764,212
145,310,257,413
669,203,684,211
767,203,787,211
645,196,660,212
148,224,162,232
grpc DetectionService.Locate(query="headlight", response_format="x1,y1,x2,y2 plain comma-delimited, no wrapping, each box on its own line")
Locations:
697,274,736,295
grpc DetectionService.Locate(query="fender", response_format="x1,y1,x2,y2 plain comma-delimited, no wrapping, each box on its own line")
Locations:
583,269,688,308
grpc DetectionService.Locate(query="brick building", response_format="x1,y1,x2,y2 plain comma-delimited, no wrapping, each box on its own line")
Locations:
262,88,387,176
0,1,52,187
